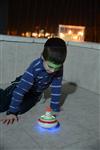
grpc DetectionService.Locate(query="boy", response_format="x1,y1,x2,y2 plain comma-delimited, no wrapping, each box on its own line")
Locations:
0,37,67,125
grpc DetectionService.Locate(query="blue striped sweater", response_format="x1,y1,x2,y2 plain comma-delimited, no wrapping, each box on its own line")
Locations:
8,57,63,113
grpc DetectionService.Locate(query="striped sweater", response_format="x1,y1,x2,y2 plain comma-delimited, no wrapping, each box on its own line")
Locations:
8,57,63,113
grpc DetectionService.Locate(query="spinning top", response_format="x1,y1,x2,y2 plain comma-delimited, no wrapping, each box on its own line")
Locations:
38,107,59,128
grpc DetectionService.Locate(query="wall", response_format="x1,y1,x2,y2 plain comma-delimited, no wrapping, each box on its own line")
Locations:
0,35,100,94
64,42,100,95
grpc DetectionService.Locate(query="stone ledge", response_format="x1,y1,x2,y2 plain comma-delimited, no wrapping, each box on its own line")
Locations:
0,34,100,50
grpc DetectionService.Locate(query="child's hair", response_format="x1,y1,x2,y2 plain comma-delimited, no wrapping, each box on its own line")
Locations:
42,37,67,64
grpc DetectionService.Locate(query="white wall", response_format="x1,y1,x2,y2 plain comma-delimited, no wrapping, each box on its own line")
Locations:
64,42,100,95
0,35,100,94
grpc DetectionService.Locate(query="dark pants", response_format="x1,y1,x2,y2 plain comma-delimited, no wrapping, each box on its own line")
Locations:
0,76,42,114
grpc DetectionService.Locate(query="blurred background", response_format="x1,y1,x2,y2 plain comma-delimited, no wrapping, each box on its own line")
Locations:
0,0,100,42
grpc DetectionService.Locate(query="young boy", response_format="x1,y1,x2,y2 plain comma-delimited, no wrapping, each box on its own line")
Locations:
0,37,67,125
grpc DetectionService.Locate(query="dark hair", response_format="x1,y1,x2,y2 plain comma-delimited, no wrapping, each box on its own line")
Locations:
42,37,67,64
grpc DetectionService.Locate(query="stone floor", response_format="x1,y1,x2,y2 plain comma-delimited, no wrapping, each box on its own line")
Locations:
0,82,100,150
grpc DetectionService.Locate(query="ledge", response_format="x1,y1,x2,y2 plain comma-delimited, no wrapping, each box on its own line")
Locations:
0,34,100,50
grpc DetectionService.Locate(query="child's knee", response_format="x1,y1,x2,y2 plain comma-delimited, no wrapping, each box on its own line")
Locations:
0,107,8,113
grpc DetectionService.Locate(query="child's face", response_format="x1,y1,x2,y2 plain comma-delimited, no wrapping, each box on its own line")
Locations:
43,60,62,73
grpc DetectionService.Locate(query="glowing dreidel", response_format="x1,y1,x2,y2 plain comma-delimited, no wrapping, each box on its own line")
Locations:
38,107,59,129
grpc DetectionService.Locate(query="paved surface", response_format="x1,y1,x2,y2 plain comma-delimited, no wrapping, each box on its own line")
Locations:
0,82,100,150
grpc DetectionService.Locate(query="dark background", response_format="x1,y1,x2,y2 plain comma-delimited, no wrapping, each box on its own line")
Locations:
0,0,100,42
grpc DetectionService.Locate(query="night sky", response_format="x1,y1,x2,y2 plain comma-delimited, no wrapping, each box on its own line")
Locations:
8,0,99,32
0,0,100,42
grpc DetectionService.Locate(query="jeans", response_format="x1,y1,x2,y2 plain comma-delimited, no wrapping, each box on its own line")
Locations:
0,76,42,114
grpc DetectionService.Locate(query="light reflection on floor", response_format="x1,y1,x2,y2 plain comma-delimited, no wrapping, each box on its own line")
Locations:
34,122,60,134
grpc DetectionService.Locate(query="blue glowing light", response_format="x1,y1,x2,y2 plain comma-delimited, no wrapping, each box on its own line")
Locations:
34,122,60,134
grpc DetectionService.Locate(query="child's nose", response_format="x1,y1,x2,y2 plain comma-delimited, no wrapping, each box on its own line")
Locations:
50,68,55,72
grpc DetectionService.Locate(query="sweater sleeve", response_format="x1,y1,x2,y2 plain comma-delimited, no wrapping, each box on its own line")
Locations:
50,75,63,112
8,62,36,114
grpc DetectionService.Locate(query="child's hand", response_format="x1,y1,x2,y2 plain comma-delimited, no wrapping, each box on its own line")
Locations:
52,111,59,117
0,114,19,125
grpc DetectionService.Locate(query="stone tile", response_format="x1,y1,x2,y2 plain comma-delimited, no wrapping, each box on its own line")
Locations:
0,86,99,150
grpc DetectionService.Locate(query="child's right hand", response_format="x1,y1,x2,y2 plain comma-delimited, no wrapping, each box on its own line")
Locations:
0,114,19,125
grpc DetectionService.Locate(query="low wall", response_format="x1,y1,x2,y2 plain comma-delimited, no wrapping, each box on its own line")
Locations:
0,35,100,94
